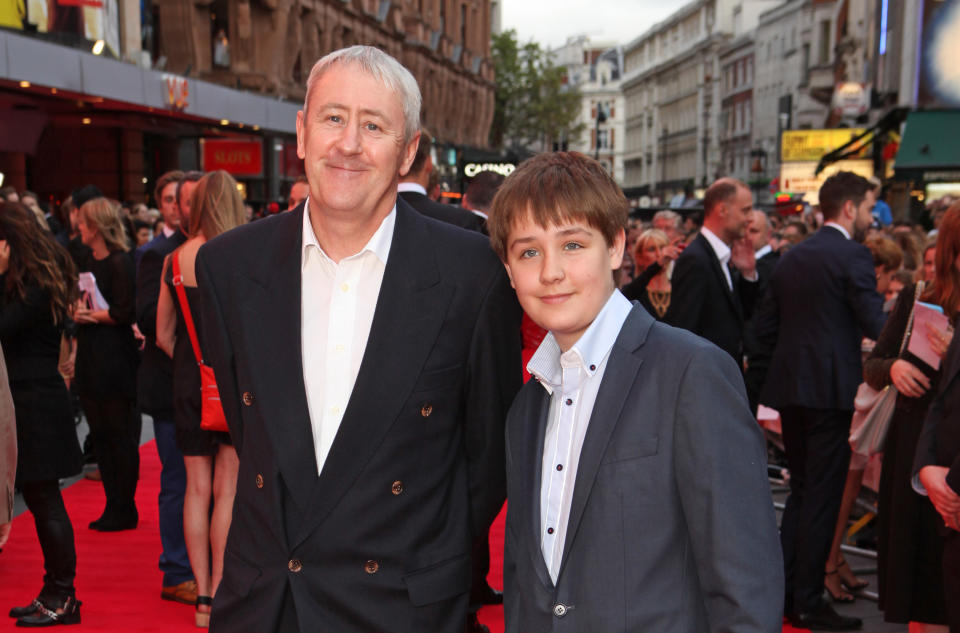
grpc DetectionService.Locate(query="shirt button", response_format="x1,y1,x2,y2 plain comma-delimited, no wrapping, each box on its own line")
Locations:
553,603,568,617
391,480,404,495
242,391,254,406
255,474,264,489
590,364,596,371
364,560,379,574
341,283,349,292
331,406,341,415
565,398,573,405
547,527,554,534
421,404,433,417
288,558,302,573
556,464,563,471
334,343,345,352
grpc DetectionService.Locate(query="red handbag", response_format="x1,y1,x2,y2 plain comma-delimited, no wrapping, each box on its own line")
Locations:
171,250,229,432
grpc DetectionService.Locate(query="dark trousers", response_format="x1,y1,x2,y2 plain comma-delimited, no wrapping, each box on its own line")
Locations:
152,416,193,586
944,531,960,632
468,531,491,613
81,396,140,515
779,406,852,613
20,480,77,599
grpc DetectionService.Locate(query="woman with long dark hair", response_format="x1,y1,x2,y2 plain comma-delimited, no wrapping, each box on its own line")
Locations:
865,203,960,632
157,171,245,627
73,197,140,531
0,201,84,625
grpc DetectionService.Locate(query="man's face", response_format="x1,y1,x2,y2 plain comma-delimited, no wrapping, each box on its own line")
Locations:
746,210,769,251
853,190,877,236
159,182,181,228
722,187,754,243
178,180,198,227
652,217,677,242
296,63,418,222
503,211,624,352
288,181,310,211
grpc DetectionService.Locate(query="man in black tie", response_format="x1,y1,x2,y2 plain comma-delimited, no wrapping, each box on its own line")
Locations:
664,178,758,363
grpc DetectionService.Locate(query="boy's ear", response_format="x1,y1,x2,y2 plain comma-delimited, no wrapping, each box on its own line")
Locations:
608,227,626,270
503,261,516,289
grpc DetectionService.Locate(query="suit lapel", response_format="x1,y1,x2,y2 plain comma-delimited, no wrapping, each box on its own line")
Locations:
239,209,318,516
292,200,454,548
697,233,742,320
517,384,554,589
557,306,653,577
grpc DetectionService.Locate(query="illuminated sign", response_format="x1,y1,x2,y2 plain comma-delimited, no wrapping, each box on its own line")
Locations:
201,139,263,176
464,162,515,178
163,75,189,110
781,128,867,162
779,160,874,204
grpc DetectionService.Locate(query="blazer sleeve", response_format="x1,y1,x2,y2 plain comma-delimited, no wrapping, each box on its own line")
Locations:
737,274,760,321
196,245,244,452
136,246,164,339
673,343,784,633
664,251,707,332
752,268,780,350
463,264,523,537
846,245,886,341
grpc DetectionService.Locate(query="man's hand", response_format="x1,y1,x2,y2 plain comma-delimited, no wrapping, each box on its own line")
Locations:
890,359,931,398
919,466,960,530
730,237,757,279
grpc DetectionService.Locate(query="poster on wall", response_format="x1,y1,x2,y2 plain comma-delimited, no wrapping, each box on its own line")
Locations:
0,0,118,57
81,0,119,57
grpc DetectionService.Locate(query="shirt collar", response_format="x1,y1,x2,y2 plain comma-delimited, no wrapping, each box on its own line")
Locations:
397,182,427,196
755,243,772,258
162,225,177,238
824,221,850,240
301,198,396,269
526,290,633,395
700,226,731,264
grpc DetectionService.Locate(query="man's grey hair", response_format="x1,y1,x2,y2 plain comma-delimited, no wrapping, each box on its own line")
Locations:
303,45,422,143
652,209,682,231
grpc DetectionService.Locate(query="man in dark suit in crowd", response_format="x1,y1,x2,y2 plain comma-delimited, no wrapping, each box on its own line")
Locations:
664,178,759,363
398,128,485,233
915,315,960,632
461,171,505,233
756,171,885,630
744,208,780,413
135,169,198,604
197,45,521,633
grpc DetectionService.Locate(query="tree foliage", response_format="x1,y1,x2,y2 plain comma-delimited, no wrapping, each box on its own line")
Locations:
489,30,584,152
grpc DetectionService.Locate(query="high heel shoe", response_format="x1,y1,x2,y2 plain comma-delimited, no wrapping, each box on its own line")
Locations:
195,596,212,628
824,569,855,604
837,558,869,591
15,595,81,627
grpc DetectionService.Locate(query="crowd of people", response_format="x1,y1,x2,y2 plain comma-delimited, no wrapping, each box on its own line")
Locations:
0,43,959,633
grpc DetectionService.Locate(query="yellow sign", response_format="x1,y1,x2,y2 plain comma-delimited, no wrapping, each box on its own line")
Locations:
781,128,867,162
780,160,874,204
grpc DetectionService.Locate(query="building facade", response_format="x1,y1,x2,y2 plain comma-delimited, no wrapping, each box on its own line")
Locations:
718,35,755,183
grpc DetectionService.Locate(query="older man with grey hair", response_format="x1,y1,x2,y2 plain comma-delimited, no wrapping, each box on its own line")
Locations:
197,46,522,633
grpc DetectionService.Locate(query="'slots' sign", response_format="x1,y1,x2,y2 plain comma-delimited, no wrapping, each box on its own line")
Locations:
201,139,263,177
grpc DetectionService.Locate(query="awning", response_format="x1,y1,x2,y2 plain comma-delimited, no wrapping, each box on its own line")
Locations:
893,110,960,182
814,107,908,175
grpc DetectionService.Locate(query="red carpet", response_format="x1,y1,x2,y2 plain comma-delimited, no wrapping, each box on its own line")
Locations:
0,441,799,632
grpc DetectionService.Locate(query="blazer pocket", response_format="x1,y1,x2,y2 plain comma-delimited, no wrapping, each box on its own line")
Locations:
601,436,659,464
410,364,463,393
402,553,471,607
221,549,262,598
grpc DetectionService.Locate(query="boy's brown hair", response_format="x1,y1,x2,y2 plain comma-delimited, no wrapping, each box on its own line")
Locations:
488,152,628,261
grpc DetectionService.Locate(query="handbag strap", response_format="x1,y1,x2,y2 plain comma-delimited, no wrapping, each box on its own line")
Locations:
898,280,925,356
171,250,205,367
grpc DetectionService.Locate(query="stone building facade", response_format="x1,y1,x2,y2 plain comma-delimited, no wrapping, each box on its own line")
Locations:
152,0,496,148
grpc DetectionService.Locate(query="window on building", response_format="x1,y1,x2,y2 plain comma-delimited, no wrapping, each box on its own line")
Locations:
802,43,811,83
211,0,230,68
461,4,467,46
819,20,831,64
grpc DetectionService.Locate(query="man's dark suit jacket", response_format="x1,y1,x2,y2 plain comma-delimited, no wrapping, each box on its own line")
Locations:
196,199,522,633
755,225,886,410
136,230,186,418
664,231,758,361
398,189,486,233
503,304,783,633
914,316,960,496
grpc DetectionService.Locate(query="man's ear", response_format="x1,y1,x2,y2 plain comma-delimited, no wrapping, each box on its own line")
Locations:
398,131,421,178
503,261,516,289
296,110,306,160
609,228,626,270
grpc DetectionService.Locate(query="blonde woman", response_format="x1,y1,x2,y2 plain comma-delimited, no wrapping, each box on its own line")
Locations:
73,197,141,532
157,171,245,627
622,228,677,319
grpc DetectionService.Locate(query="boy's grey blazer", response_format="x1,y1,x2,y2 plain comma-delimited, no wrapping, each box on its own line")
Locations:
503,303,784,633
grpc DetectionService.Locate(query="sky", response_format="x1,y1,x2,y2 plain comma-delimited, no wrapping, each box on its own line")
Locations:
500,0,679,50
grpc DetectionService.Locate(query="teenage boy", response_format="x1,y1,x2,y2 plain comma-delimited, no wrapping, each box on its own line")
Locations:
489,152,783,633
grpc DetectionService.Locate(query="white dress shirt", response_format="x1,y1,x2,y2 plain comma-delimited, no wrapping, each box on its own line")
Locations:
700,226,733,290
397,182,427,196
300,200,395,475
526,290,633,583
824,221,851,240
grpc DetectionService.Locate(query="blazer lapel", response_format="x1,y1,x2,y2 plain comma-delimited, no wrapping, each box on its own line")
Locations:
292,200,454,548
698,234,742,320
239,209,318,516
557,306,653,576
517,384,554,589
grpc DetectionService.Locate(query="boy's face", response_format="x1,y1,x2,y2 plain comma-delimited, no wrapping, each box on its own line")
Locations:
503,211,624,352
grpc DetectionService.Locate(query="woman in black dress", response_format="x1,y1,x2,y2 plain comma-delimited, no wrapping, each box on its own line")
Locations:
0,202,84,625
864,208,960,630
157,171,245,627
73,197,140,532
621,228,677,318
